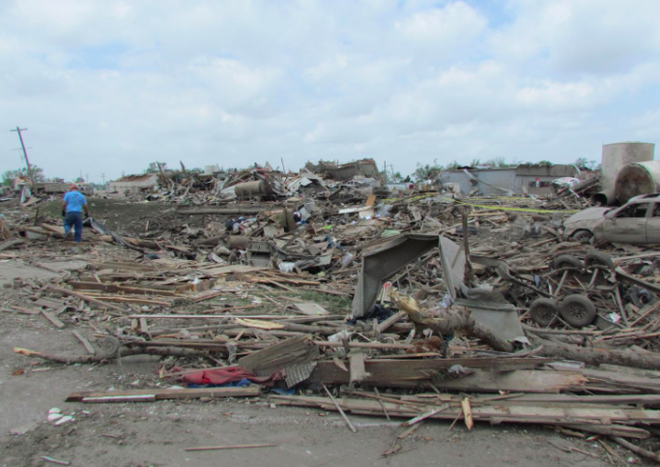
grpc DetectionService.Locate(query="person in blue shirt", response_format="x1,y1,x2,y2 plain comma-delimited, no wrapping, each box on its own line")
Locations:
62,184,90,242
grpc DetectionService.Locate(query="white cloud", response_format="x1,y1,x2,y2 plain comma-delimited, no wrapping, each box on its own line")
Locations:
396,2,487,44
0,0,658,182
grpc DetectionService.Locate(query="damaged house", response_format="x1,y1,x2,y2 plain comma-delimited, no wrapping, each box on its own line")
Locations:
439,163,581,196
107,174,160,195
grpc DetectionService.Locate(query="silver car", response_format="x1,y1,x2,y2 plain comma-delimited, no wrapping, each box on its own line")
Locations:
563,193,660,244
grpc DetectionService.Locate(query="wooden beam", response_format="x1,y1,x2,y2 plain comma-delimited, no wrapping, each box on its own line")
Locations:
66,386,260,402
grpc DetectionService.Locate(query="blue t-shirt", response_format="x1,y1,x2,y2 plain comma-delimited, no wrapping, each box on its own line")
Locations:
64,191,87,213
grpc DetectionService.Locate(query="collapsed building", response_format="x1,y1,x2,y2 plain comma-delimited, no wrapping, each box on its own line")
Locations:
439,163,581,196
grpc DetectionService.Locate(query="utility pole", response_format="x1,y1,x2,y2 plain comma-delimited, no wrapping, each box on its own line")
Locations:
10,127,34,186
101,173,106,185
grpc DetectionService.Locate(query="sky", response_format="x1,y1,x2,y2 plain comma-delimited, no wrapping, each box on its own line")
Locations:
1,0,660,183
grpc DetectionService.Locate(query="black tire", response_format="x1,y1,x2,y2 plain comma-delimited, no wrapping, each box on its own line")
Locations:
552,254,583,270
529,298,559,327
559,295,596,327
571,230,593,243
584,250,614,270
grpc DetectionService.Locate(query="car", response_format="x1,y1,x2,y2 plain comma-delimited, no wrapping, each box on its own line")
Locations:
563,193,660,244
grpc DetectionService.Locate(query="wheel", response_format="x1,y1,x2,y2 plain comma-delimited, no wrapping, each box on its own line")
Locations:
584,250,614,270
559,295,596,327
571,230,593,243
529,298,559,327
552,254,583,270
98,337,121,357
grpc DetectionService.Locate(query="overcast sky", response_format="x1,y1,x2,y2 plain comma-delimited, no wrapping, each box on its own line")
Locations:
1,0,659,183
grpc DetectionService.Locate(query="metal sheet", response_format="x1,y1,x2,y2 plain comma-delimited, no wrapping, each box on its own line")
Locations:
439,235,465,299
351,234,438,318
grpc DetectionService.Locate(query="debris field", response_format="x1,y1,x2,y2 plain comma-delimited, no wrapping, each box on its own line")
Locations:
4,157,660,465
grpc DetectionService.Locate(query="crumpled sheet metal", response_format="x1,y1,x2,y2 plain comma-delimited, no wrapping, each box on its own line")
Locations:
351,234,438,318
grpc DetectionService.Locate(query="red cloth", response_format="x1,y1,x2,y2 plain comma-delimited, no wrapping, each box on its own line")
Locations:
179,366,283,386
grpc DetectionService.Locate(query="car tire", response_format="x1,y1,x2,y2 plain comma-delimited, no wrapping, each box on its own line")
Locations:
584,250,614,270
552,254,583,270
559,295,596,327
529,298,559,327
571,230,593,243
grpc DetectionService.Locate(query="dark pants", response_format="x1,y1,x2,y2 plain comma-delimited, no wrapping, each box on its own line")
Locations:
64,212,83,242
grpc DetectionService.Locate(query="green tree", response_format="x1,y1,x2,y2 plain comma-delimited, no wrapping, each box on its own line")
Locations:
575,157,597,171
2,165,45,186
413,160,443,182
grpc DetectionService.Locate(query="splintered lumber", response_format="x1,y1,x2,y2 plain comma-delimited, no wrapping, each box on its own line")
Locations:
611,437,660,463
48,285,128,313
391,291,514,353
238,335,319,377
67,281,179,297
323,384,357,433
185,444,277,452
14,345,205,364
66,386,259,402
316,357,553,388
402,403,450,427
271,395,659,438
461,397,474,430
528,333,660,372
80,295,170,307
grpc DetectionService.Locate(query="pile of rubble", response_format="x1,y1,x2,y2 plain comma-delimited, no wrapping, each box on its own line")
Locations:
5,160,660,463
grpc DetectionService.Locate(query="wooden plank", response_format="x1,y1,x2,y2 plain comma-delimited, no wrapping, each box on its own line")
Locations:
461,398,474,430
402,403,450,427
66,386,260,402
81,295,170,307
238,335,319,377
316,358,554,388
83,395,155,403
10,306,40,315
0,238,23,252
375,311,406,333
41,310,65,329
48,285,128,313
67,281,179,297
349,352,371,383
185,444,277,452
271,395,659,436
72,331,95,355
